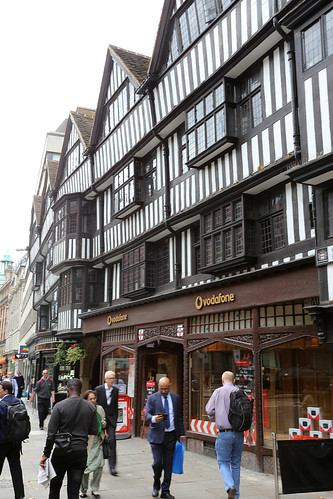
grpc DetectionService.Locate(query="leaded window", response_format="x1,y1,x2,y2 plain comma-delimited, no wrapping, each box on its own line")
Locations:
258,191,285,254
239,68,262,135
302,9,333,70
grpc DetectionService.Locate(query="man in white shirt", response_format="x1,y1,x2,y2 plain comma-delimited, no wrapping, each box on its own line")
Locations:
4,372,18,398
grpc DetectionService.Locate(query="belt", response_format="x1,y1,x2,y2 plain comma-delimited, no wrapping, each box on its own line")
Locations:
219,429,233,432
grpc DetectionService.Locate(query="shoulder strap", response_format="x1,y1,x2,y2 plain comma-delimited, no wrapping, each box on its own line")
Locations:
67,398,83,433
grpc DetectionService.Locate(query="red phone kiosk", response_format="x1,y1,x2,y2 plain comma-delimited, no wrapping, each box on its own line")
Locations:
116,394,132,439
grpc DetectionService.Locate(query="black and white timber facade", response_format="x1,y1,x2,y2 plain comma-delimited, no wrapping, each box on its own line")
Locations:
28,0,333,471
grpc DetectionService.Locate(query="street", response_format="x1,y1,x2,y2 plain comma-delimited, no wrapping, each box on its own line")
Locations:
0,401,331,499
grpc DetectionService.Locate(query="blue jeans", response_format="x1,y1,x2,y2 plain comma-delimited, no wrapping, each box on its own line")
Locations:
215,431,244,499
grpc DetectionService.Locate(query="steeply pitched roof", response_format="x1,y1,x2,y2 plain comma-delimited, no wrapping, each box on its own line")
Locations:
46,160,59,190
70,110,95,149
109,45,150,86
33,195,42,226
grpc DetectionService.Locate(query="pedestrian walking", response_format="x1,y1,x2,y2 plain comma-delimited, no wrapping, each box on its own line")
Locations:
145,376,185,499
39,378,99,499
95,371,119,476
205,371,253,499
80,390,107,498
14,370,25,398
30,369,55,430
4,372,19,398
0,380,25,499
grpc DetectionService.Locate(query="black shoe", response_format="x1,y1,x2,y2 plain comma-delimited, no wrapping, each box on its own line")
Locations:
39,426,44,430
227,486,236,499
160,493,175,499
110,468,118,476
152,488,159,497
92,493,100,498
80,494,87,498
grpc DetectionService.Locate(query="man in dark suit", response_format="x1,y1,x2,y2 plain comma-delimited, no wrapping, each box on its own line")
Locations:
95,370,119,475
145,377,185,499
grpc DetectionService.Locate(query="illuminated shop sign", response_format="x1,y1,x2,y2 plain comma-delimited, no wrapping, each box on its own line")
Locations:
107,313,128,326
195,292,235,310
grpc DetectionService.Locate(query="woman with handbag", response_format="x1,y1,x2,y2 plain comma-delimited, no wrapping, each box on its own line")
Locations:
80,390,107,498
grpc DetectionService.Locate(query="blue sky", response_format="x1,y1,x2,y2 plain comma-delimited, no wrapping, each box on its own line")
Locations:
0,0,164,264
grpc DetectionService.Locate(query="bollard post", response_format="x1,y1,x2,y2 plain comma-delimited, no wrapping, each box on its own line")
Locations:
272,432,280,499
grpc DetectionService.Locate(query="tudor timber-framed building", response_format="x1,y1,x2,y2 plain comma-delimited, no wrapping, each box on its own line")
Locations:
39,0,333,472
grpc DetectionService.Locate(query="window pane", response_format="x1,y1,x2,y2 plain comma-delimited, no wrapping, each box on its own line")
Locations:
252,92,263,127
273,214,285,249
188,131,196,160
206,116,215,148
235,225,243,256
261,219,272,254
224,229,232,259
240,100,250,134
326,9,333,56
205,238,212,265
215,83,224,106
187,2,199,41
261,338,333,446
179,12,190,50
304,21,323,69
187,108,195,128
214,233,222,262
215,109,225,140
196,100,205,122
197,123,206,154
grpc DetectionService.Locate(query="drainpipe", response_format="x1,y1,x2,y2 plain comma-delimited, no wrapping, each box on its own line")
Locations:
273,18,301,162
148,89,181,289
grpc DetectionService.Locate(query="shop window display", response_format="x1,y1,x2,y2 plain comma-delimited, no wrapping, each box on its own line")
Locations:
189,343,254,438
103,348,135,397
261,337,333,446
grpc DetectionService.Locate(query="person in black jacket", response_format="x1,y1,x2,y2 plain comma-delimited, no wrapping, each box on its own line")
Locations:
95,371,119,476
40,378,99,499
0,380,25,499
30,369,55,430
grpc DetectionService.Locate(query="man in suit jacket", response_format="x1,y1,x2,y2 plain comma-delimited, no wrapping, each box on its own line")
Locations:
145,377,185,499
95,370,119,475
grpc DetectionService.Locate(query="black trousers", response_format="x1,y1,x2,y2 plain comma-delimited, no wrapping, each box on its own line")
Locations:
37,397,50,427
0,442,25,498
50,449,87,499
106,423,117,470
150,430,177,494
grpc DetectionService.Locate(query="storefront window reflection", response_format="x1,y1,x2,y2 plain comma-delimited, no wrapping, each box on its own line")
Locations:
261,337,333,446
103,348,135,397
190,343,254,428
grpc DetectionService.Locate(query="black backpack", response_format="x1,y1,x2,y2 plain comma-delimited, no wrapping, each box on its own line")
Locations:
1,400,31,445
228,389,253,432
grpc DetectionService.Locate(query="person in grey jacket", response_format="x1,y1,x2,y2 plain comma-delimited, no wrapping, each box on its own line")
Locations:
40,378,99,499
30,369,55,430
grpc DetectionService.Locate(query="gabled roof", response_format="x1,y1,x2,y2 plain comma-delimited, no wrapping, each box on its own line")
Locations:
90,45,151,148
33,195,42,226
55,108,95,189
70,109,95,150
147,0,174,76
46,160,59,191
109,45,150,86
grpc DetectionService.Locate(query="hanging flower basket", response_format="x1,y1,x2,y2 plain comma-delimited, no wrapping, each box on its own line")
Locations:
54,342,69,366
54,342,87,366
65,343,87,365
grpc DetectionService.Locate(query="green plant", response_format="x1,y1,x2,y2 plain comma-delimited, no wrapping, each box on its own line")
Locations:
65,343,87,364
54,342,69,366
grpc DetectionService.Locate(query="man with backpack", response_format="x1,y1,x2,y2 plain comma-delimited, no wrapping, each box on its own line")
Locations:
205,371,253,499
30,369,55,430
0,380,30,499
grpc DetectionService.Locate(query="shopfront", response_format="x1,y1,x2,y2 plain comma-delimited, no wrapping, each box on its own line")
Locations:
81,265,331,471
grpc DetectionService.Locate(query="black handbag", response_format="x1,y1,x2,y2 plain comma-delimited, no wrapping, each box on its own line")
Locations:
54,398,83,456
102,432,112,459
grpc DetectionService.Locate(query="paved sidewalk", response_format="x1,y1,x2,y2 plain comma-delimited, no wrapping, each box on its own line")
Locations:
0,400,332,498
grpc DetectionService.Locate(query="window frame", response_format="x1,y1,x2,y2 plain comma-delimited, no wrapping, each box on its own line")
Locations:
302,9,333,71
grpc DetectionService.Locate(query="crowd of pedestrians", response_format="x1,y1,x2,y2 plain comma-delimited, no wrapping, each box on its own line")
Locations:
0,369,254,499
